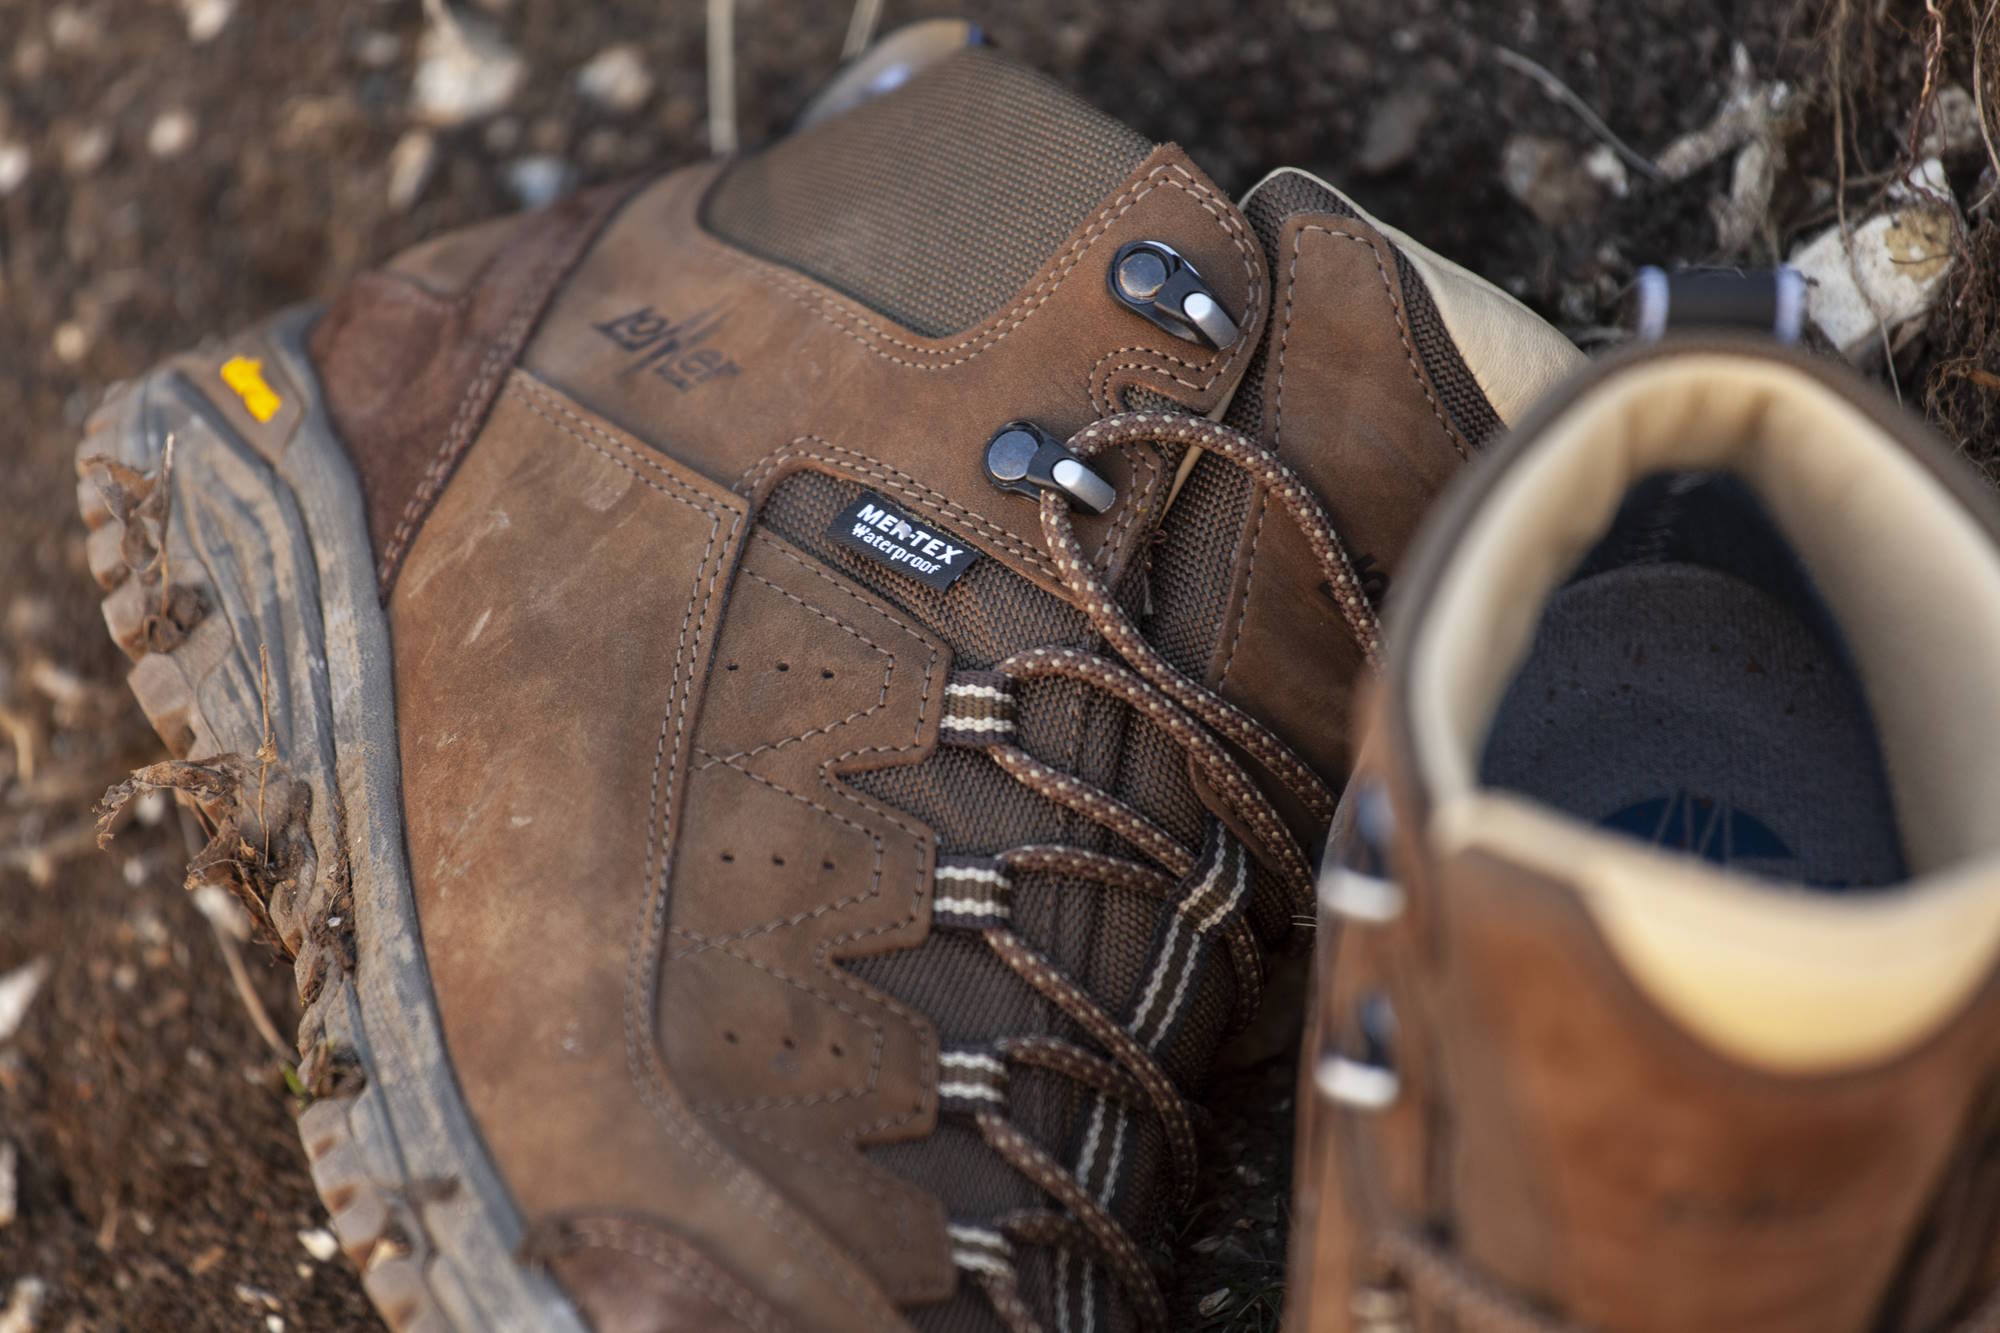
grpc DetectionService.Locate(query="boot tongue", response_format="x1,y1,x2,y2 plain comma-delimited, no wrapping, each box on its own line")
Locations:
703,45,1151,338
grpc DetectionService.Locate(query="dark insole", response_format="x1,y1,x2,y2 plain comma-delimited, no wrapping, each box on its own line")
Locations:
1479,562,1906,889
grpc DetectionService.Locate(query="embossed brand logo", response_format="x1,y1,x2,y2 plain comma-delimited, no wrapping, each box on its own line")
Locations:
594,304,741,391
828,494,980,591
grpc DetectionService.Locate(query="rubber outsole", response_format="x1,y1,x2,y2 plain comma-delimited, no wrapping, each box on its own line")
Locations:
74,308,587,1333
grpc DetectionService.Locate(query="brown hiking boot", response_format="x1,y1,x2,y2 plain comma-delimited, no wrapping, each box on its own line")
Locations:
75,38,1575,1333
1291,333,2000,1333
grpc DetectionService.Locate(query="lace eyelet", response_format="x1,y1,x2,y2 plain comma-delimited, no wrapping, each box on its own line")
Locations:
1321,865,1405,923
1319,990,1400,1110
1350,1284,1415,1332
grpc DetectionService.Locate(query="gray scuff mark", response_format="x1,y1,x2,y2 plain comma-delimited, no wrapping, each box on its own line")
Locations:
0,1278,45,1333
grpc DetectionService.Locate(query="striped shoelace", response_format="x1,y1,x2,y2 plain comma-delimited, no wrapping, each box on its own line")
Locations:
918,411,1382,1332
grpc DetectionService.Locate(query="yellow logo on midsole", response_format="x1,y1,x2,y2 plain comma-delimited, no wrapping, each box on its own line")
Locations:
220,355,283,423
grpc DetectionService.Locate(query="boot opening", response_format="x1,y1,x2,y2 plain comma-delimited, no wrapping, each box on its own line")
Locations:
1478,470,1906,890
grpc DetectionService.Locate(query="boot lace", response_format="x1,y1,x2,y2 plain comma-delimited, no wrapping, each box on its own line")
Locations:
924,410,1380,1332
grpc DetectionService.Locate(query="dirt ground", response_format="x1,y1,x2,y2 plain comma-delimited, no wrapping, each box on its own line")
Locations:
0,0,1980,1329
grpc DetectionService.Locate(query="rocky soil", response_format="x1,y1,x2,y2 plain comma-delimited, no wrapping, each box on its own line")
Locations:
0,1,1983,1329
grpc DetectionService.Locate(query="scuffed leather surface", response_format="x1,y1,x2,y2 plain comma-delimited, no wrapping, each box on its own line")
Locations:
1289,346,2000,1331
1295,709,2000,1333
661,529,953,1301
308,179,643,594
1430,839,2000,1333
535,1215,802,1333
385,142,1285,1326
524,146,1267,603
1207,215,1467,808
392,373,912,1333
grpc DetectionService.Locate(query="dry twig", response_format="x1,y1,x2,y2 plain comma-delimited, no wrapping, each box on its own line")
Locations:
1491,44,1665,183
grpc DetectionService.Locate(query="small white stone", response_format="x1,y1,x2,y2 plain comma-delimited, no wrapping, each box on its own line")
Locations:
1891,155,1953,204
575,44,653,116
298,1227,339,1263
48,5,103,53
1581,144,1629,199
182,0,234,43
502,155,572,211
148,109,195,160
61,125,110,176
352,29,402,70
1789,194,1958,360
0,144,28,198
0,1278,44,1333
414,10,525,127
0,959,50,1044
0,1141,17,1230
385,129,437,213
192,885,252,942
130,909,168,949
1923,84,1982,160
265,1317,284,1333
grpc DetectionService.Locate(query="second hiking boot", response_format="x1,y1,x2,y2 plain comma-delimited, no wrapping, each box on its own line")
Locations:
1293,334,2000,1333
75,41,1576,1333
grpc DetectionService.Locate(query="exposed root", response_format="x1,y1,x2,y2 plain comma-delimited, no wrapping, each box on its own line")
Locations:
79,439,207,652
94,753,312,959
295,1039,366,1103
1926,214,2000,458
190,881,291,1060
1490,43,1665,183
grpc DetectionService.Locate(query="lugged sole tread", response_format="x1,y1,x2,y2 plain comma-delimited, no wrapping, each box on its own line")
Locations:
74,312,585,1333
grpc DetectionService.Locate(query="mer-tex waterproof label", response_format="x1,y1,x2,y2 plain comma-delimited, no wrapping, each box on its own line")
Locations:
828,493,981,590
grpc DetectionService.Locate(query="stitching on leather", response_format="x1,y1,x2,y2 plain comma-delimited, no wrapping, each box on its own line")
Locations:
741,439,1161,587
508,375,722,515
673,748,938,1142
623,492,894,1315
378,227,599,590
674,830,886,1112
1086,339,1250,416
554,1218,796,1333
1218,220,1461,688
512,374,725,507
704,1107,910,1213
718,162,1263,370
668,755,886,954
764,538,941,712
693,566,896,764
650,535,943,1192
1288,224,1468,462
1215,492,1268,690
1092,445,1160,571
740,439,1060,579
696,1117,933,1273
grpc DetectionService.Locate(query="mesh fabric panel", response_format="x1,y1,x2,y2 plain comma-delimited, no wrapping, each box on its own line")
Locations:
759,462,1258,1332
703,48,1151,338
1146,451,1254,681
